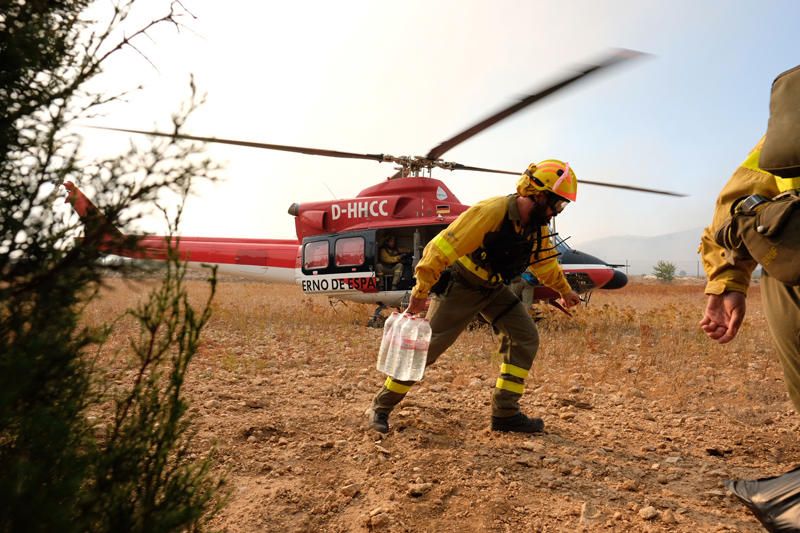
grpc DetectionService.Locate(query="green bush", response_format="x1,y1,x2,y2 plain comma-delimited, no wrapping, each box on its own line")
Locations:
0,2,223,531
652,260,677,282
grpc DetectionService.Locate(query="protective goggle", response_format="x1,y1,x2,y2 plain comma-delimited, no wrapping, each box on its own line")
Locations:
547,194,569,214
523,168,570,213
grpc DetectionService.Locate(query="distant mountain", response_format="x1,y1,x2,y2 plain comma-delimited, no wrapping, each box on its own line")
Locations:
570,227,706,276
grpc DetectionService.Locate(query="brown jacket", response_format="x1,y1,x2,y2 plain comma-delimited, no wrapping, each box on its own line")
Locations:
700,137,779,295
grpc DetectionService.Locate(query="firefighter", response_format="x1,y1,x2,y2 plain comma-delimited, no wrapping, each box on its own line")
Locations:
699,137,799,387
377,236,409,290
368,159,581,434
699,64,800,529
509,271,538,310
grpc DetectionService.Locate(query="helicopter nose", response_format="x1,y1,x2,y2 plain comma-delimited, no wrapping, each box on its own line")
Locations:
603,269,628,290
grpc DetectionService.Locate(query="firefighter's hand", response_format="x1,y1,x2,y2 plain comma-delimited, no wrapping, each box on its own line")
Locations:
700,291,746,344
558,290,581,309
405,296,428,315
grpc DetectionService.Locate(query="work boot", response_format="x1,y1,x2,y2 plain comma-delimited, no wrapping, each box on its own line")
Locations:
725,466,800,531
491,412,545,434
366,408,389,433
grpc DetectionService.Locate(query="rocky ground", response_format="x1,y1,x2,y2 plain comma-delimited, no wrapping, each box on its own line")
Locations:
88,277,795,532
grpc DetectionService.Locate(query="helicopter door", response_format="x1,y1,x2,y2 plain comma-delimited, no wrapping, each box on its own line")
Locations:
374,227,446,292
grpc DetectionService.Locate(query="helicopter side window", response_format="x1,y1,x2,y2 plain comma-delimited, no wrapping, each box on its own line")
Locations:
303,240,329,269
335,237,365,267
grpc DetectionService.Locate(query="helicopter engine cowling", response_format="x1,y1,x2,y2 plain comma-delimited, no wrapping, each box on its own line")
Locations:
298,209,327,233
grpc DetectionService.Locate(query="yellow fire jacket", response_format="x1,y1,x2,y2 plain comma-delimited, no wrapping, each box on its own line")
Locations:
411,195,572,299
379,246,404,266
700,137,780,295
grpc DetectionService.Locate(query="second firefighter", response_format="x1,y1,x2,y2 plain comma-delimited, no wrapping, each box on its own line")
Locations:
368,159,582,434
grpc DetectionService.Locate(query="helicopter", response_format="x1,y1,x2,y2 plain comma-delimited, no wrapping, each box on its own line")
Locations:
66,49,683,318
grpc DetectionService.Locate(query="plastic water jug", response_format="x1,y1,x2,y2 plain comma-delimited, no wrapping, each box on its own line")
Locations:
376,313,431,381
377,311,400,365
411,318,432,380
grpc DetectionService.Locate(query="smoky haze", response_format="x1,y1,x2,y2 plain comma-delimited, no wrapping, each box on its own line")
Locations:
573,227,707,277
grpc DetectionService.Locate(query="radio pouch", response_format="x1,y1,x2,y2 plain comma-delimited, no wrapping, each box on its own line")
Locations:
429,268,453,296
760,64,800,178
715,192,800,285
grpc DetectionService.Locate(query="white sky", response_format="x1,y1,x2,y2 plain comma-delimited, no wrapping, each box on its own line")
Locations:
75,0,800,245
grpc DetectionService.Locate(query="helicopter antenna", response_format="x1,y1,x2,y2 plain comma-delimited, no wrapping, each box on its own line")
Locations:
321,182,338,199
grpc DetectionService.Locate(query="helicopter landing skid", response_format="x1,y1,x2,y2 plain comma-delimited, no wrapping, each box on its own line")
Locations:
367,303,388,328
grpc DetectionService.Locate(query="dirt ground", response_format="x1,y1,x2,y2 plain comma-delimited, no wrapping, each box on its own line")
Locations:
87,276,797,532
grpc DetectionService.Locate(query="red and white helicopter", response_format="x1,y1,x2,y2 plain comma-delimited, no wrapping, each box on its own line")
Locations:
66,50,683,317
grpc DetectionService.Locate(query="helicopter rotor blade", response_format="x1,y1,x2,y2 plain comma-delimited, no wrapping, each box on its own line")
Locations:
86,126,386,162
450,163,686,197
426,48,646,161
577,179,686,197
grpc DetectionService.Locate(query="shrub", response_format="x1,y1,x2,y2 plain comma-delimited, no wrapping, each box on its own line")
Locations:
0,2,223,531
652,260,677,282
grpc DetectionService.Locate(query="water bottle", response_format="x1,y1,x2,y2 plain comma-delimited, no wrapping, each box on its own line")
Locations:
377,314,430,381
391,316,419,381
410,318,432,380
377,313,408,378
376,311,400,374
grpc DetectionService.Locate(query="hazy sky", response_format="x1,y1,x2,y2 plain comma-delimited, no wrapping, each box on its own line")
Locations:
75,0,800,246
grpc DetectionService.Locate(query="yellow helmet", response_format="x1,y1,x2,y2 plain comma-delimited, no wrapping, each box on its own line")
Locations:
516,159,578,202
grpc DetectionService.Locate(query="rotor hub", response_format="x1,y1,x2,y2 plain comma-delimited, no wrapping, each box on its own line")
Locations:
383,155,457,178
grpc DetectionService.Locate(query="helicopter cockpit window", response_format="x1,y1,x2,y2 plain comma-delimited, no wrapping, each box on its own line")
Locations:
334,237,364,267
303,240,329,269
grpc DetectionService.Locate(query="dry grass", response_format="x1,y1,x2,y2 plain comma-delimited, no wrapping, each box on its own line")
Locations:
82,276,794,532
418,280,784,424
535,283,781,418
87,276,788,432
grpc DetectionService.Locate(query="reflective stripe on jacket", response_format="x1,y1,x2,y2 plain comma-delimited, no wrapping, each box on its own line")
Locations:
411,195,571,299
